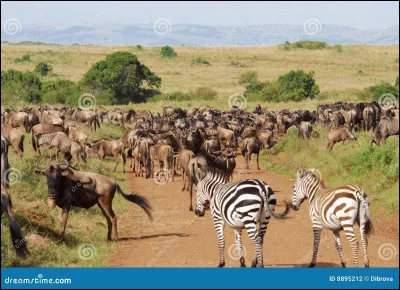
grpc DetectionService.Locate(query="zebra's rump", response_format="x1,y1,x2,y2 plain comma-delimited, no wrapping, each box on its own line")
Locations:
215,179,276,228
318,186,361,230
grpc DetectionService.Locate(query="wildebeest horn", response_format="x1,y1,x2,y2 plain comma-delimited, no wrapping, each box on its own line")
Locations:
35,157,47,171
58,158,69,170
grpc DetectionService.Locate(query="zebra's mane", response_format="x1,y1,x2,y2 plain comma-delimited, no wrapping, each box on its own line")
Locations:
205,167,226,178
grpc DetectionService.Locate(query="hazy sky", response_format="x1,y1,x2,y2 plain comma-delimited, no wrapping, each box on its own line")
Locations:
1,1,399,29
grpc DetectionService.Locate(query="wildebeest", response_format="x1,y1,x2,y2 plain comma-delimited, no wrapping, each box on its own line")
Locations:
3,111,29,132
177,149,195,192
327,127,357,151
241,137,262,170
1,185,30,258
31,124,65,154
1,124,25,158
35,160,153,240
298,122,313,139
372,115,399,145
68,126,88,149
86,139,126,173
1,134,10,188
187,156,208,211
149,143,174,180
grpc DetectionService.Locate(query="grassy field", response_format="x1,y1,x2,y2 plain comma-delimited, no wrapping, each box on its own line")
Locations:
261,126,399,216
0,123,138,267
1,44,399,111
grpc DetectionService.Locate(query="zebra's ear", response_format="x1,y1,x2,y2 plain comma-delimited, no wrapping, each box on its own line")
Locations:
297,168,304,178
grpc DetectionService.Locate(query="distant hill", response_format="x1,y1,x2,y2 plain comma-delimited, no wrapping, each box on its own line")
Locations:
1,23,398,46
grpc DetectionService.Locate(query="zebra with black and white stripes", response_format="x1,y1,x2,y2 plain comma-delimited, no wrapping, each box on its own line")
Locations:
194,167,289,268
291,168,373,268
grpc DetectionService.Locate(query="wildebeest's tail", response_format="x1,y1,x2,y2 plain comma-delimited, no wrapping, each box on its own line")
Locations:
19,135,25,153
115,184,153,220
31,132,37,152
258,181,290,219
1,188,30,258
167,146,173,171
23,115,29,133
241,139,248,156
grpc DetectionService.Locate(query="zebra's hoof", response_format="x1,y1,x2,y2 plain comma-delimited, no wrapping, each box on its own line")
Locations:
240,257,246,267
251,261,257,268
218,262,225,268
365,264,369,268
341,262,346,268
309,263,316,268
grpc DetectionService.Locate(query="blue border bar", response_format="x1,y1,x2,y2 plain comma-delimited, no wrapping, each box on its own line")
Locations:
2,268,399,289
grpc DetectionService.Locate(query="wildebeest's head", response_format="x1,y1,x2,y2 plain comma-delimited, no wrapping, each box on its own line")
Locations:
35,159,69,208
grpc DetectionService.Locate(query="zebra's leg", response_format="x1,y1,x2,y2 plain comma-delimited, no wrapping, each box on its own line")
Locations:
343,225,359,267
245,222,263,268
359,223,369,268
213,220,225,267
309,227,322,267
333,230,346,267
234,229,246,267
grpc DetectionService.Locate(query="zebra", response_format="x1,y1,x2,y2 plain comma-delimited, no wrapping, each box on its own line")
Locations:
291,168,373,268
194,167,289,268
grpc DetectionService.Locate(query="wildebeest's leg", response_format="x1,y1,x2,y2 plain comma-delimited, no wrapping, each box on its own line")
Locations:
181,169,186,191
59,206,71,240
234,229,246,267
256,151,260,170
333,230,346,267
113,153,119,173
189,179,193,211
98,201,118,241
98,202,112,240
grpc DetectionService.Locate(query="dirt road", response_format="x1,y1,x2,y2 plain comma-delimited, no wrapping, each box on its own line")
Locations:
107,157,399,267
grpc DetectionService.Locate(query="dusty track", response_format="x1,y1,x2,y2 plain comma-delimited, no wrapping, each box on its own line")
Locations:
107,157,399,267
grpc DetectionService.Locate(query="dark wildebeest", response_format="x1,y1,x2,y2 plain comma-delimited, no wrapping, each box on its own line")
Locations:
86,139,126,173
149,143,174,180
35,160,153,240
187,156,208,211
372,115,399,145
363,105,377,132
327,127,357,151
1,184,30,258
241,137,262,170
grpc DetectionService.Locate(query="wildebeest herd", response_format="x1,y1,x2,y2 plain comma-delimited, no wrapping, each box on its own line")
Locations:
1,100,398,267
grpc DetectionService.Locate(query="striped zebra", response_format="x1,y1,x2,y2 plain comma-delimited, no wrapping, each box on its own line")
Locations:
195,168,289,268
291,168,373,268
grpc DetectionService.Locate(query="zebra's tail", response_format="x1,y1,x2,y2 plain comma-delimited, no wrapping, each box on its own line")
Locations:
356,189,374,235
260,181,290,219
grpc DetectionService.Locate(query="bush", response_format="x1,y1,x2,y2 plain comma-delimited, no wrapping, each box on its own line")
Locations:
42,79,77,104
282,40,327,50
21,54,31,61
278,70,320,99
190,87,217,101
193,57,210,65
83,51,161,104
238,71,258,85
333,44,343,53
1,69,42,103
136,45,143,50
230,61,245,67
160,46,177,59
242,70,319,102
34,62,52,76
369,81,399,102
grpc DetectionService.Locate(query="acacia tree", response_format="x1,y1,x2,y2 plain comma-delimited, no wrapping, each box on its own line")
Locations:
83,51,161,103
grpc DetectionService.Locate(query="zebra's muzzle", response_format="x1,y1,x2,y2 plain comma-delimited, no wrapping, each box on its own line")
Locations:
195,209,205,217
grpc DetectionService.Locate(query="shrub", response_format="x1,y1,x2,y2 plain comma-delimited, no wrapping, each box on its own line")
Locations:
34,62,52,76
238,71,258,85
160,46,177,58
21,54,31,61
283,40,327,50
190,87,217,101
83,51,161,104
136,45,143,50
42,79,77,104
333,44,343,53
193,57,210,65
1,69,42,103
230,61,245,67
278,70,320,99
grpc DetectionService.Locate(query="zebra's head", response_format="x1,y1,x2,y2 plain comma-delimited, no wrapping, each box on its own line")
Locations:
195,168,208,217
292,168,320,210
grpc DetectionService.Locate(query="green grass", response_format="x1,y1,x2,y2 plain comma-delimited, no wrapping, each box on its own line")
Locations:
261,126,399,216
1,123,131,267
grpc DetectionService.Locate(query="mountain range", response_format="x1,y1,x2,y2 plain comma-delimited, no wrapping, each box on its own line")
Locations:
1,23,398,46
